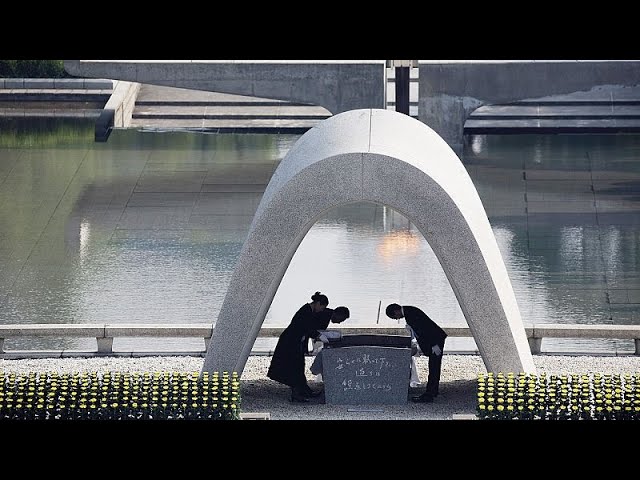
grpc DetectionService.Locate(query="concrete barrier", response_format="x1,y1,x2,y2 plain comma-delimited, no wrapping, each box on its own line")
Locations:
0,78,114,120
64,60,385,115
1,323,640,356
95,80,141,141
0,78,113,90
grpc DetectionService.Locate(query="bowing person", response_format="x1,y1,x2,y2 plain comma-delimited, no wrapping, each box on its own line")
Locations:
386,303,447,403
268,292,349,402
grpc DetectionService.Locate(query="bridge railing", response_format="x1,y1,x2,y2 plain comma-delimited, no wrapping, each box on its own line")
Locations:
1,323,639,357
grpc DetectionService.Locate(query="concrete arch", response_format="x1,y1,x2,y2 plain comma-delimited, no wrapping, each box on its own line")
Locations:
202,108,536,375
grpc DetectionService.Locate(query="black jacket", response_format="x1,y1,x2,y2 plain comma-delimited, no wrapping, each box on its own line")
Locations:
402,305,447,353
303,307,334,353
267,303,326,388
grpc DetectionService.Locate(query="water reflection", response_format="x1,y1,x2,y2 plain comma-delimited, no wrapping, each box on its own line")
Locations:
266,205,465,327
377,229,421,261
1,120,639,353
0,117,94,147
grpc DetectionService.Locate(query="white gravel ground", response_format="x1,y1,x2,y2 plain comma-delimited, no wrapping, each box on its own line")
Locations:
2,354,640,420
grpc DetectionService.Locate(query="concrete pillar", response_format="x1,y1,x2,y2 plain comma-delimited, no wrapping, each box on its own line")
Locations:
97,337,114,354
419,95,483,157
529,337,542,354
395,67,410,115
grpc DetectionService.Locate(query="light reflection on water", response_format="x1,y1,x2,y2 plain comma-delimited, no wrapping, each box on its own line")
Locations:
0,122,639,353
267,206,465,328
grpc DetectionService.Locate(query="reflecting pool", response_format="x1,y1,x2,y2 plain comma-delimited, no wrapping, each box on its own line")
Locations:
1,119,639,353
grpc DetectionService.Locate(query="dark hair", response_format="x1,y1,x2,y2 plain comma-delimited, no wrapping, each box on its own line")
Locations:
311,291,329,306
385,303,402,318
332,306,350,322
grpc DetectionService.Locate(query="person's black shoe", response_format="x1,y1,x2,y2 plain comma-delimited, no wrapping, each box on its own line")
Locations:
411,393,435,403
303,385,323,397
290,391,310,403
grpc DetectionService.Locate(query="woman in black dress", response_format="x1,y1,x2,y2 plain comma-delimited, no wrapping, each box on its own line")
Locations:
267,292,349,402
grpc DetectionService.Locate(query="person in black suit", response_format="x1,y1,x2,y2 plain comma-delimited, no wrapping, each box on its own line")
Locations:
303,305,351,354
267,292,350,403
386,303,447,403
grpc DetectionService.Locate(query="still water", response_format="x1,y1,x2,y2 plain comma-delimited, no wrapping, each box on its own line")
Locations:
0,118,639,353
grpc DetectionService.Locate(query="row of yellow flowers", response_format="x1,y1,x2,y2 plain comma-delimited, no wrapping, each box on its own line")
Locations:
478,372,640,420
0,371,241,420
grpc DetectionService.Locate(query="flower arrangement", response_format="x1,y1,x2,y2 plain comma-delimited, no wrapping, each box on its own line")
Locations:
0,370,241,420
477,372,640,420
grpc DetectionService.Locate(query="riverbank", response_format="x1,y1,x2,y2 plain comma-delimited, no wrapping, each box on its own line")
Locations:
3,354,640,420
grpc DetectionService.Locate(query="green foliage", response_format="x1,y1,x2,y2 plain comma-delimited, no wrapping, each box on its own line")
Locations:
0,118,95,148
0,370,241,420
0,60,71,78
477,372,640,420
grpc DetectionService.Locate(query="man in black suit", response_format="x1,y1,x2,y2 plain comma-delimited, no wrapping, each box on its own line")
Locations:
386,303,447,403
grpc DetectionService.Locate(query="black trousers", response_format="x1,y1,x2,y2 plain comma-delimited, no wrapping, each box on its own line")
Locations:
423,338,446,396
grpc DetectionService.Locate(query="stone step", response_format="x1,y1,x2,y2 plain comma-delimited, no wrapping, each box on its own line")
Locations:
5,77,640,134
129,117,321,133
508,87,640,104
464,117,640,134
133,104,330,120
0,90,112,102
467,88,640,132
0,78,113,89
0,108,102,118
510,99,640,106
0,79,113,109
470,104,640,119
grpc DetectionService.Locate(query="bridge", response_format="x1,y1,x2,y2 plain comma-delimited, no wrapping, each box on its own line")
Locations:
418,60,640,154
65,60,640,153
63,60,386,116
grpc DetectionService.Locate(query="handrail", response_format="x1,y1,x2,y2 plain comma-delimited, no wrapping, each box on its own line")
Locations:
1,323,639,356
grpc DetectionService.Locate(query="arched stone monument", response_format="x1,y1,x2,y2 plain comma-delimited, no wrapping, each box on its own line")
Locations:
202,109,536,375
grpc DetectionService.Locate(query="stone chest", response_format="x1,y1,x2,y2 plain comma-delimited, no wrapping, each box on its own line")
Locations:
321,334,412,405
